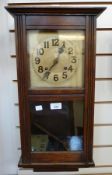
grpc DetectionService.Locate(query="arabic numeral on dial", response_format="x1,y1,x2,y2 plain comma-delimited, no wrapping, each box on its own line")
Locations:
62,72,67,79
37,48,44,55
54,74,59,81
68,47,73,54
68,65,74,72
71,56,77,63
44,41,49,48
52,39,59,46
62,41,65,48
35,57,40,64
38,66,43,73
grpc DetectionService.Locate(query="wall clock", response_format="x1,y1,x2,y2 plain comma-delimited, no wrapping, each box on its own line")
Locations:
6,3,105,172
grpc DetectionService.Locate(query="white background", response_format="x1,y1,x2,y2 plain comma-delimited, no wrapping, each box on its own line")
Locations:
1,0,112,175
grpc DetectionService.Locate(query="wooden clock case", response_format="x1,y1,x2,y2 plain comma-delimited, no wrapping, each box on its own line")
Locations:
6,3,105,172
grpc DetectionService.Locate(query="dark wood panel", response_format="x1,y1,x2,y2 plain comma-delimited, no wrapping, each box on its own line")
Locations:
28,94,84,102
6,6,105,16
31,152,83,163
84,15,96,163
26,16,85,26
15,15,31,162
29,88,85,95
18,157,94,171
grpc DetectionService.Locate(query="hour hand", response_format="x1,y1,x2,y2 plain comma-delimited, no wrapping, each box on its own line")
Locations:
42,57,58,80
42,71,50,80
49,57,59,70
42,45,64,80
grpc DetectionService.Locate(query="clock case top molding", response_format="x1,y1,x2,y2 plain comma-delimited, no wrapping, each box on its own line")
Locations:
6,3,105,172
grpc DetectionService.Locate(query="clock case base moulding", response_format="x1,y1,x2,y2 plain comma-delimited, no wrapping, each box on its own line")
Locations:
18,156,94,172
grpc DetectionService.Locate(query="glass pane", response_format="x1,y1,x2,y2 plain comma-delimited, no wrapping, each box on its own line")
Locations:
27,30,85,89
30,101,84,152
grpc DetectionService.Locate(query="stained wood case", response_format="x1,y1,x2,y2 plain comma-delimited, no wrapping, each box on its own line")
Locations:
6,3,105,172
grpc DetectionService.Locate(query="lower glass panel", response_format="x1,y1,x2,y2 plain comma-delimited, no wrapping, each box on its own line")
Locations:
30,100,84,152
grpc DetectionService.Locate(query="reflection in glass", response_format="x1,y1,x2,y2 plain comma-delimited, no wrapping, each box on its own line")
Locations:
30,101,83,152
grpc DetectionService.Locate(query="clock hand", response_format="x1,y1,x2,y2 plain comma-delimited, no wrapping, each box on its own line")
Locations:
58,44,64,54
50,44,65,70
42,56,59,80
42,45,65,80
49,56,59,71
49,44,65,71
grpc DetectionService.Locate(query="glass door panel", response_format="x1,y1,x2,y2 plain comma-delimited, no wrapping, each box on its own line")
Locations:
30,100,84,152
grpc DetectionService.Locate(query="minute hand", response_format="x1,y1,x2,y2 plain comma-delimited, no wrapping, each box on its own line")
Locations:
42,45,64,80
42,55,59,80
49,55,59,71
49,44,65,71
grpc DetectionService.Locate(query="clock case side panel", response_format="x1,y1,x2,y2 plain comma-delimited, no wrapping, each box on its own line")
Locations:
15,15,31,163
84,15,96,165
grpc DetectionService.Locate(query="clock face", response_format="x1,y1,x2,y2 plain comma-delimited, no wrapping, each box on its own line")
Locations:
32,37,79,83
27,30,85,89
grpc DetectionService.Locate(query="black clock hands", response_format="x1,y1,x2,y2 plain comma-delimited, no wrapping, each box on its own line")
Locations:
49,56,59,71
58,44,65,54
42,45,65,80
42,57,58,80
50,44,65,69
